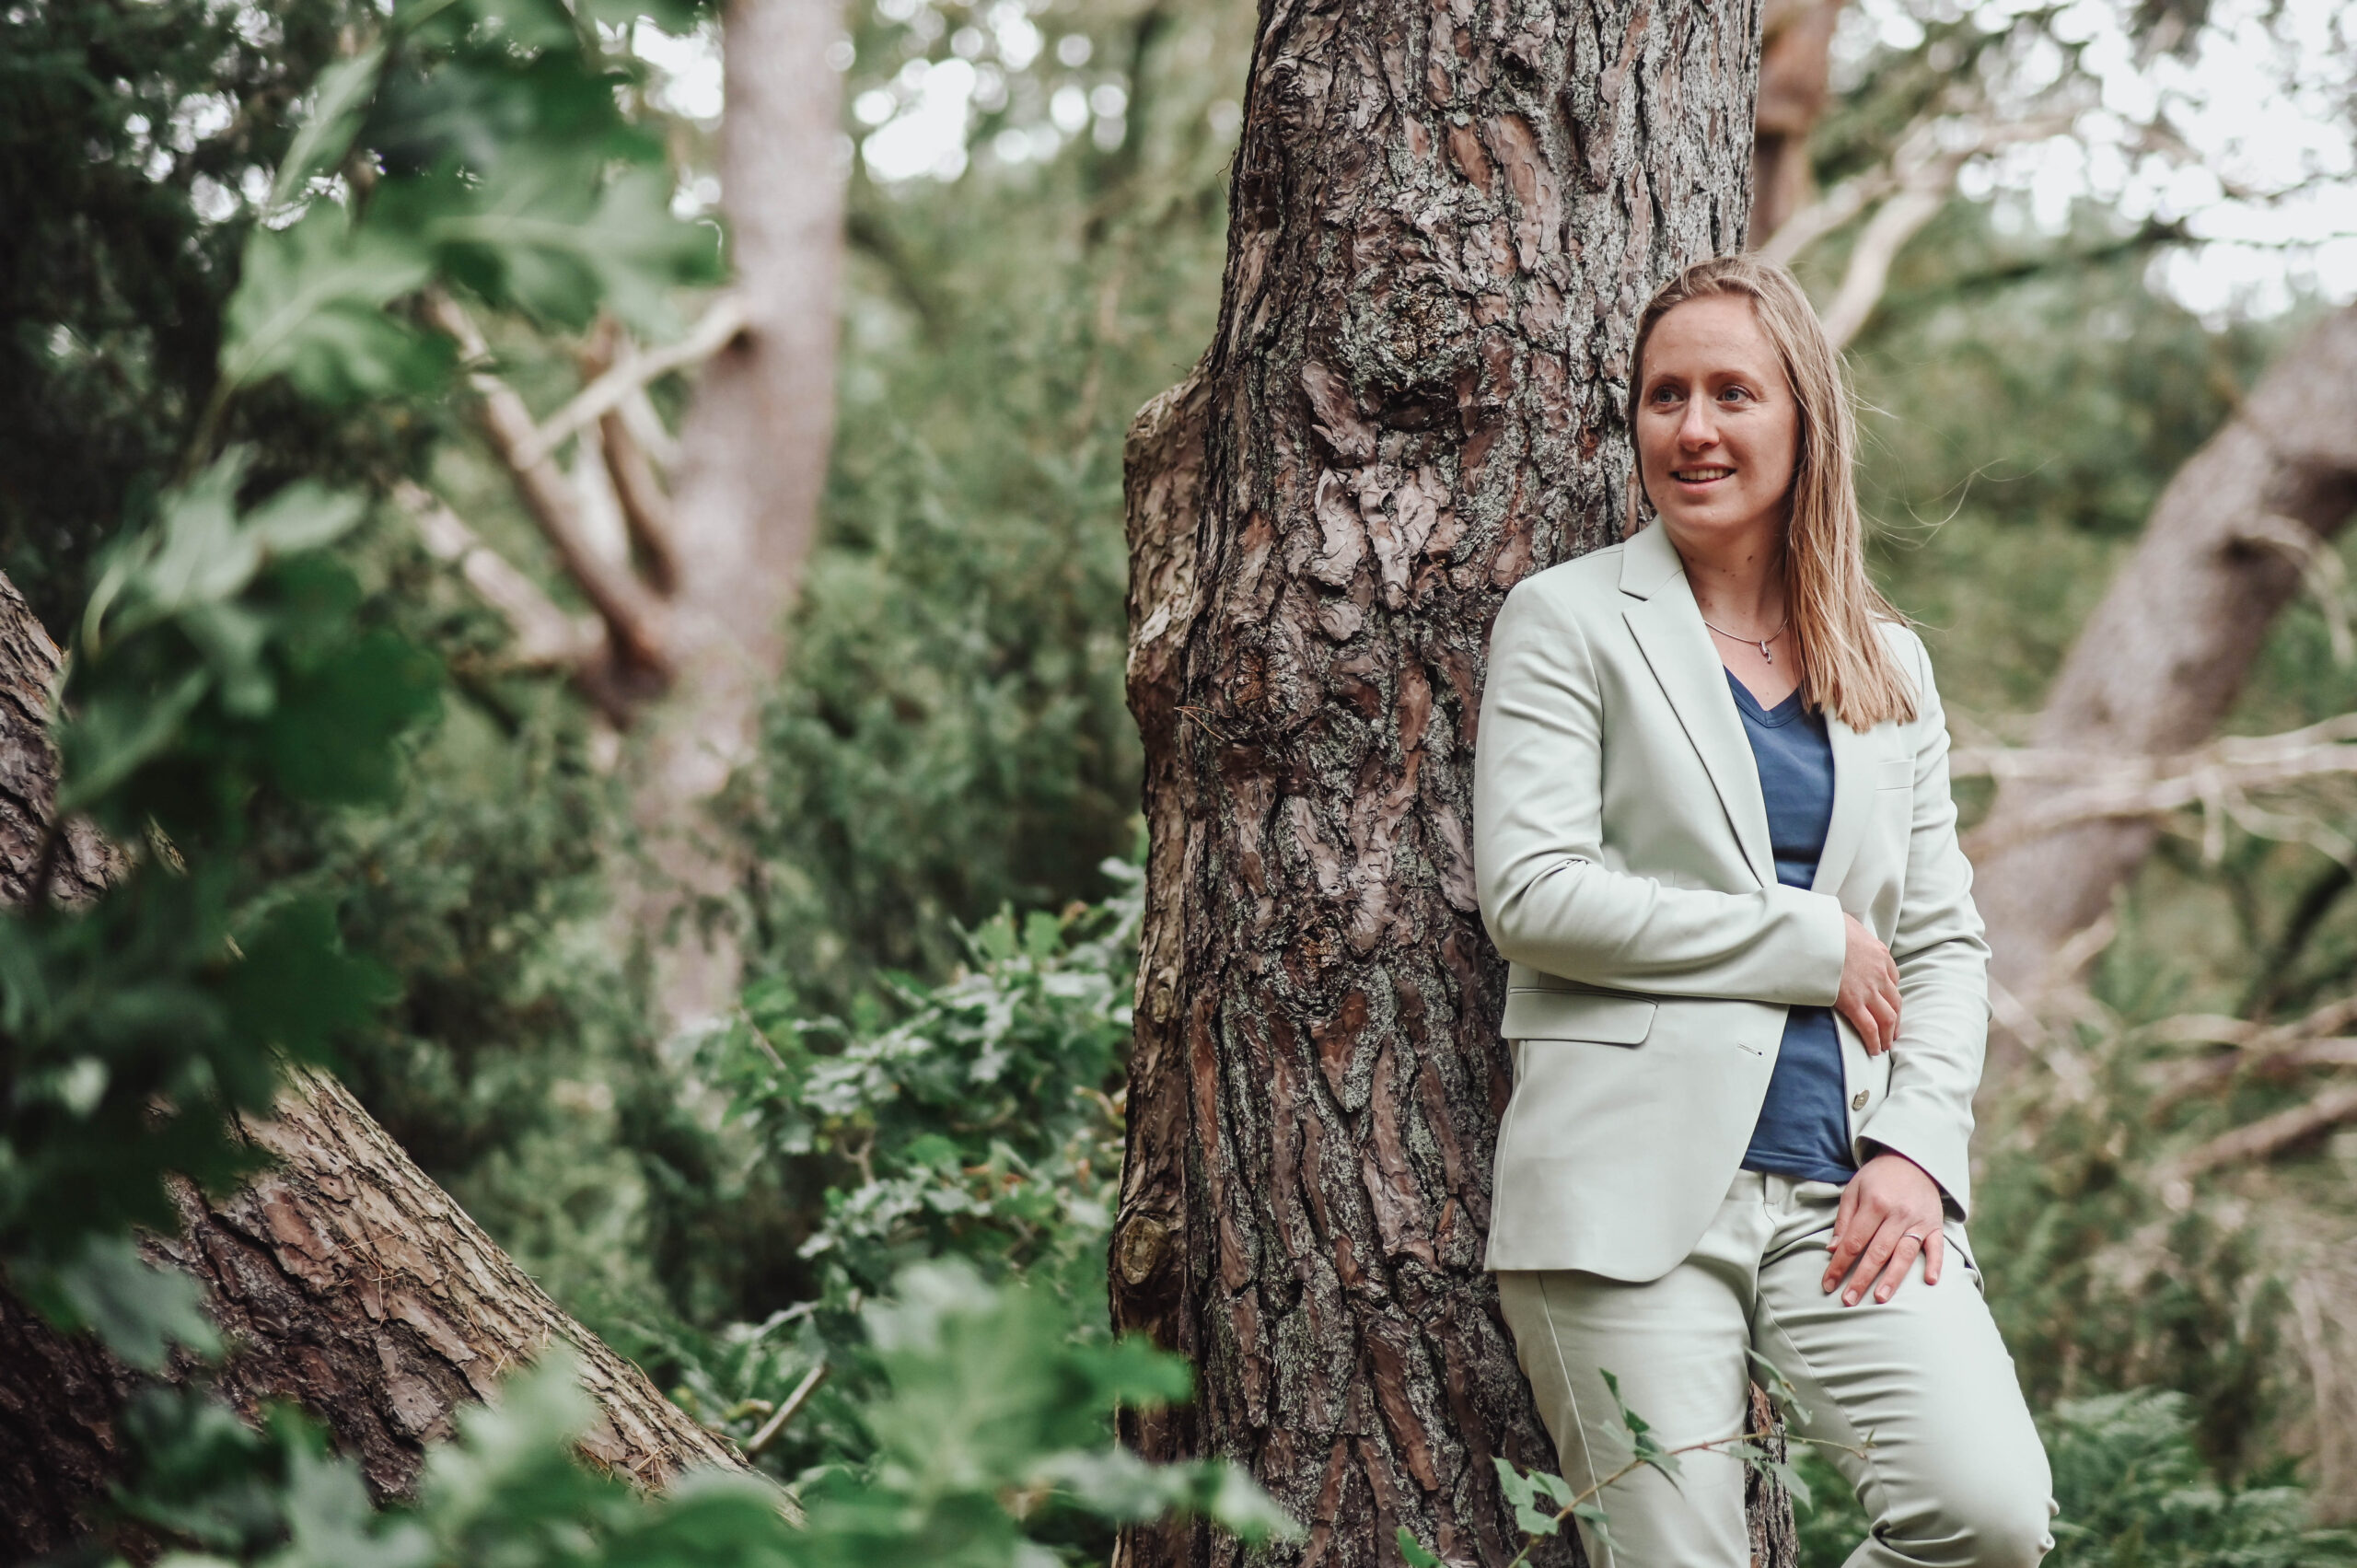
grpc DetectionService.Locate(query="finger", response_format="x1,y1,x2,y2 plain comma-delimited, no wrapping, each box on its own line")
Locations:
1841,1218,1903,1307
1870,1231,1924,1304
1823,1189,1863,1292
1866,997,1897,1055
1924,1230,1945,1287
1826,1192,1887,1295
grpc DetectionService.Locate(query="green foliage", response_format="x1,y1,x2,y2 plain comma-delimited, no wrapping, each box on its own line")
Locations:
0,0,730,1365
0,0,366,626
1445,1367,1830,1568
1794,1390,2357,1568
1958,1033,2298,1481
221,206,445,406
741,0,1247,1008
0,461,426,1365
1,0,730,1318
5,1,1283,1562
99,1275,1288,1568
658,869,1139,1481
2043,1391,2357,1566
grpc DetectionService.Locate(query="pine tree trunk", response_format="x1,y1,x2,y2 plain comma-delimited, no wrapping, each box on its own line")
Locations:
1111,5,1771,1564
0,575,763,1560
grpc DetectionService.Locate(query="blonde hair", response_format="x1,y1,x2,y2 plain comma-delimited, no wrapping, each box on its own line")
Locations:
1629,255,1917,729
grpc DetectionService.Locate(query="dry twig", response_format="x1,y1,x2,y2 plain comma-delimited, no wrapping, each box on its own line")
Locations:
579,318,685,595
1760,112,2075,346
2165,1084,2357,1182
743,1362,827,1458
1955,714,2357,863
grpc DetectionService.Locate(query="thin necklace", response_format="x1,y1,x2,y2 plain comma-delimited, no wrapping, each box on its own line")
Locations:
1699,613,1789,664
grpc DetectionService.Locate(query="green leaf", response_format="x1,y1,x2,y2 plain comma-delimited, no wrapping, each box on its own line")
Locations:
1022,909,1063,961
219,900,399,1072
12,1236,219,1371
1599,1367,1680,1478
220,207,441,402
1396,1526,1445,1568
1492,1454,1538,1512
54,669,212,816
270,47,389,212
1203,1462,1303,1544
1531,1469,1576,1511
1513,1502,1562,1537
1767,1456,1815,1511
428,162,719,333
1746,1346,1815,1428
1571,1501,1618,1554
273,1441,433,1568
262,628,443,807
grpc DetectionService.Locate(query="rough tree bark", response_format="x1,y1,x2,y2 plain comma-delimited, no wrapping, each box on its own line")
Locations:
633,0,849,1034
1971,303,2357,1084
1110,5,1771,1565
0,576,762,1560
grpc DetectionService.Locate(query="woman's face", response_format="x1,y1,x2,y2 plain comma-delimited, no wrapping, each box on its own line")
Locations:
1634,295,1800,559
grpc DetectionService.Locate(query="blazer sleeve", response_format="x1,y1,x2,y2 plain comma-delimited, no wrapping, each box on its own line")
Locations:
1474,581,1849,1005
1854,632,1990,1216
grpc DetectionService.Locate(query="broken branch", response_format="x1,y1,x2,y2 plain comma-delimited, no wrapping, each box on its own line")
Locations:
398,482,601,669
513,295,746,470
2166,1083,2357,1181
1956,714,2357,861
424,292,673,685
580,319,685,596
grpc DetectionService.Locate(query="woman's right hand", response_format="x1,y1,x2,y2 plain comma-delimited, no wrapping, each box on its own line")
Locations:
1837,913,1901,1055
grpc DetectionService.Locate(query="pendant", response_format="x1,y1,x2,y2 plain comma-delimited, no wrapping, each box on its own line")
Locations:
1759,641,1774,663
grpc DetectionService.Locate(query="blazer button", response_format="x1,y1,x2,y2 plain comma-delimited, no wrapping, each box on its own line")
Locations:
1851,1090,1869,1110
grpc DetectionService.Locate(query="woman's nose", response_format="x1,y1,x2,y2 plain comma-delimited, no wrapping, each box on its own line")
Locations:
1678,404,1718,448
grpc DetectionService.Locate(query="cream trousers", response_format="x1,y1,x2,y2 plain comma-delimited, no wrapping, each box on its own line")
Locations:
1497,1171,2055,1568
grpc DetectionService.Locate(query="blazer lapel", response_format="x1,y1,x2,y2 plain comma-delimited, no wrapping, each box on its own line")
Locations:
1812,714,1873,898
1618,527,1776,889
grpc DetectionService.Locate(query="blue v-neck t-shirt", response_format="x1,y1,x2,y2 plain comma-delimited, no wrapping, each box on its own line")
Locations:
1725,671,1859,1187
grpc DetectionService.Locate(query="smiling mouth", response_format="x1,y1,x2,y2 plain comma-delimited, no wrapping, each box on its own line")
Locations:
1671,466,1735,483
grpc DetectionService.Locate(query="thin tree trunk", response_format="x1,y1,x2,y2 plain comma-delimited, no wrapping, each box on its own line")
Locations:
0,575,764,1559
1747,0,1843,246
633,0,848,1035
1972,304,2357,1083
1110,5,1769,1564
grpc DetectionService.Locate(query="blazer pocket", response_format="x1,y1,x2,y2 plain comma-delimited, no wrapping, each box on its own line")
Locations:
1502,989,1658,1046
1875,757,1913,790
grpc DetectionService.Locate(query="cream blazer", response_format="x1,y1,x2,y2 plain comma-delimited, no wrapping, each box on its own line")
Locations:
1473,521,1990,1281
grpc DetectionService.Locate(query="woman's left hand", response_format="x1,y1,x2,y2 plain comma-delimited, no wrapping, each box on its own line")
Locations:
1822,1152,1946,1306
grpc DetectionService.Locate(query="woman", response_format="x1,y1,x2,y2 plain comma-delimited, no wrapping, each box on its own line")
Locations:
1472,256,2054,1568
